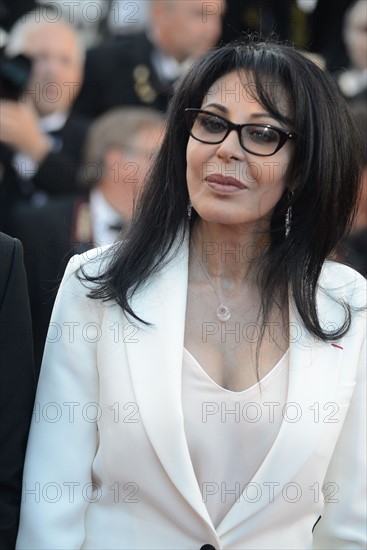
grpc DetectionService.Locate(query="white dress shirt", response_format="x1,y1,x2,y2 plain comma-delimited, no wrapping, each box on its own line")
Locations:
89,187,125,247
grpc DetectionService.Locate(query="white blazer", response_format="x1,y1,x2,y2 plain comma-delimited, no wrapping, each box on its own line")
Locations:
16,241,366,550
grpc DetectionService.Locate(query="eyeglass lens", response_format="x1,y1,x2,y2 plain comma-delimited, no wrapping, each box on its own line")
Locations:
190,111,282,155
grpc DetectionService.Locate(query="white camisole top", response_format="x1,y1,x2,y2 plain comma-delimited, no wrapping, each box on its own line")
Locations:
182,347,289,528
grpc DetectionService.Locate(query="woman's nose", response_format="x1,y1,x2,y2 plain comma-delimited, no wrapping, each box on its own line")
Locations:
215,128,246,161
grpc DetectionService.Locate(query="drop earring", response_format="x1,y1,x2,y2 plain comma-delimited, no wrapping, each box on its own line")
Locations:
285,191,294,238
187,200,192,219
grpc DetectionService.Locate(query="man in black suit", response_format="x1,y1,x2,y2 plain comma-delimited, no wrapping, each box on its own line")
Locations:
0,232,35,550
74,0,226,118
0,13,89,230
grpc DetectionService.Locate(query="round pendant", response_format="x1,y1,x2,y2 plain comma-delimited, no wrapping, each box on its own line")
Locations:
216,304,231,322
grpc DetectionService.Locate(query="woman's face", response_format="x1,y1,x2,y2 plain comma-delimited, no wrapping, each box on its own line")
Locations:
186,70,293,230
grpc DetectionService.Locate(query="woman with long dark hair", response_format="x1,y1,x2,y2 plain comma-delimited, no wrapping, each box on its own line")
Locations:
17,39,366,549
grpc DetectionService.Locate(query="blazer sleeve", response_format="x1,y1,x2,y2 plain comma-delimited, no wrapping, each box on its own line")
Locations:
313,322,366,547
0,236,35,550
16,253,101,549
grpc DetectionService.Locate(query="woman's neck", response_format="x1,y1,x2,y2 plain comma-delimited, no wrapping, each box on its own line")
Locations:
190,220,270,285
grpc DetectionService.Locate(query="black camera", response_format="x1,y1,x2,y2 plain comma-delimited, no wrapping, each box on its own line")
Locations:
0,48,32,100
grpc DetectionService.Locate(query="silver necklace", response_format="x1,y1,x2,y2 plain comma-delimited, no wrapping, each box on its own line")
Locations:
191,239,238,322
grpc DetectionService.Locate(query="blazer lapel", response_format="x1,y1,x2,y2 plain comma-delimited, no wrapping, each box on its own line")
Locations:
124,236,214,529
217,283,345,538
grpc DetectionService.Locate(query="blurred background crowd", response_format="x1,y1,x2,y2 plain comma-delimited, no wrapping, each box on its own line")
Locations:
0,0,366,373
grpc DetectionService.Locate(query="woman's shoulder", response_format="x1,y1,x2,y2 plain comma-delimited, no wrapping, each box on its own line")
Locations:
321,260,366,285
67,243,115,273
320,260,366,306
58,243,117,302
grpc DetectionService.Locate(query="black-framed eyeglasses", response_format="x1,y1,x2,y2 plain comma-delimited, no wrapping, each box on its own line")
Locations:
185,108,293,156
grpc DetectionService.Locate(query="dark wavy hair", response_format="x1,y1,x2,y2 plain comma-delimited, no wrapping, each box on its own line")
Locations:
82,38,362,342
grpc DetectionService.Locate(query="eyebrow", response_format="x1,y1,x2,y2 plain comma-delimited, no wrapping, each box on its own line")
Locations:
202,103,280,123
202,103,228,114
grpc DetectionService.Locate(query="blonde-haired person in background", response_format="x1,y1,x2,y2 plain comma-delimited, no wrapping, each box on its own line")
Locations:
79,107,165,244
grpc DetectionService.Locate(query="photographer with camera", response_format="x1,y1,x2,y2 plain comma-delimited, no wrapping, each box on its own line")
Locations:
0,10,89,231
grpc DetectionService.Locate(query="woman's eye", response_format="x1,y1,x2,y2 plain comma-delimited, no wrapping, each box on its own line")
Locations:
246,126,279,144
198,115,227,133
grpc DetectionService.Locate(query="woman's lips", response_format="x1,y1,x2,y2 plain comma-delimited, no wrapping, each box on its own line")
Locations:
205,174,247,194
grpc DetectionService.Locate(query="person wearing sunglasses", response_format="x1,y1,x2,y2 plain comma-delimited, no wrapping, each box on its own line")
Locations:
16,38,366,550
